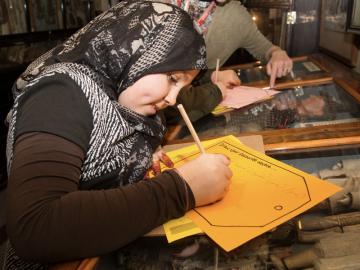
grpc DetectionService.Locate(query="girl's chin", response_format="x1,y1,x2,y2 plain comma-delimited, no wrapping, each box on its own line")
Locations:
143,105,157,116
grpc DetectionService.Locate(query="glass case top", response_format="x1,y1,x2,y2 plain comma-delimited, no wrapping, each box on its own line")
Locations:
175,82,360,140
235,60,327,85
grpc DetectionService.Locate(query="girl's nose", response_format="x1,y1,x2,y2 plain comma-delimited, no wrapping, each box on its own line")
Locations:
164,90,178,106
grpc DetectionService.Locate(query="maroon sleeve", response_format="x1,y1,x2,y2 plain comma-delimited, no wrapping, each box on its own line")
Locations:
6,132,195,263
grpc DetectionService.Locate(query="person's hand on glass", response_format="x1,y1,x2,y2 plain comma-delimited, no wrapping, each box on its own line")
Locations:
266,47,293,88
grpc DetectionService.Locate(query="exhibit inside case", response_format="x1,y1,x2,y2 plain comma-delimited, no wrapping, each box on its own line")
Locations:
275,146,360,175
174,81,360,140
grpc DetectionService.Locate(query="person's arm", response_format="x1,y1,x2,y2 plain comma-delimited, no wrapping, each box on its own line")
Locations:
6,75,195,263
205,1,273,68
164,68,240,124
226,2,292,87
6,132,194,263
206,1,292,87
164,83,222,124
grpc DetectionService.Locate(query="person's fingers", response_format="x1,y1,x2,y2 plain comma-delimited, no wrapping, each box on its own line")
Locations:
283,61,293,76
160,152,174,168
288,60,293,71
232,73,241,84
224,166,233,179
226,81,240,89
144,170,151,180
266,62,272,77
269,68,276,88
152,152,160,162
152,160,161,175
215,154,231,165
216,81,228,98
224,184,231,193
276,62,285,77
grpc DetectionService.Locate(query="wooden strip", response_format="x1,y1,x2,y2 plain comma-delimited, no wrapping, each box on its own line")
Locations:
265,136,360,153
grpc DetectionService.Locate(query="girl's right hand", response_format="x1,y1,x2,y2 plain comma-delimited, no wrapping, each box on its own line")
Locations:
176,153,232,207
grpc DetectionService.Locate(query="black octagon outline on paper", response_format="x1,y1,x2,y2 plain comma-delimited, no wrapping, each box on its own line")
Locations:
173,139,311,228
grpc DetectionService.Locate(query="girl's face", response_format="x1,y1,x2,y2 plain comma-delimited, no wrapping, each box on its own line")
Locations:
118,70,199,116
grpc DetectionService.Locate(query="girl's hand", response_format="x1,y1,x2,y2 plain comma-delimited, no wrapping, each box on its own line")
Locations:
176,153,232,207
150,149,174,176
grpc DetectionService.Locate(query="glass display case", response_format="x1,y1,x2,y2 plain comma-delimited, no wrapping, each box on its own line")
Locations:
29,0,64,32
233,56,331,87
160,53,360,269
241,0,321,57
166,54,360,155
176,81,360,135
347,0,360,35
0,0,27,35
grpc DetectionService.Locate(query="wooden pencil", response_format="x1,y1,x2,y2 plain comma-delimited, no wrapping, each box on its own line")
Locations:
177,104,205,154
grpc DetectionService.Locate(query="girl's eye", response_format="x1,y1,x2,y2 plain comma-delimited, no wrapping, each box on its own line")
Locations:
168,74,178,84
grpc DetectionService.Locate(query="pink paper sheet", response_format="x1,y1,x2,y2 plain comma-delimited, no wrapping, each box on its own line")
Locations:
220,85,279,109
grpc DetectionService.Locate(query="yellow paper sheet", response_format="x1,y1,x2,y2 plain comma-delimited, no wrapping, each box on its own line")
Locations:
163,216,202,243
211,104,233,115
164,135,341,251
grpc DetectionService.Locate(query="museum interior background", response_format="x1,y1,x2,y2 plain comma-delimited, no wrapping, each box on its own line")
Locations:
0,0,360,268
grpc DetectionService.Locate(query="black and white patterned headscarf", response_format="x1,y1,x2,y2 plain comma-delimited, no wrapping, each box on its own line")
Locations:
7,0,206,187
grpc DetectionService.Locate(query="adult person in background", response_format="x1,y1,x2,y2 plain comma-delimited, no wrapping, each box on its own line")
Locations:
4,1,232,269
162,0,293,123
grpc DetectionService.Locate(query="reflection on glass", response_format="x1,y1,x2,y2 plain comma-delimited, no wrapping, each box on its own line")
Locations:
248,8,284,47
236,60,325,84
350,0,360,26
0,40,60,64
109,0,121,7
0,0,27,34
176,83,360,139
65,0,89,28
94,0,110,16
348,0,360,34
276,148,360,178
29,0,64,31
323,0,349,32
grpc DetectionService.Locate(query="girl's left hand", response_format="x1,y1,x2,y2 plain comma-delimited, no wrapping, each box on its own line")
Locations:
149,149,174,176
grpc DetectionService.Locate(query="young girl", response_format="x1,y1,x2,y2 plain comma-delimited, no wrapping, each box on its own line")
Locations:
5,1,232,268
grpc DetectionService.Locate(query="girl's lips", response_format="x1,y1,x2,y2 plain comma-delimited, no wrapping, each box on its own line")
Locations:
154,103,166,111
